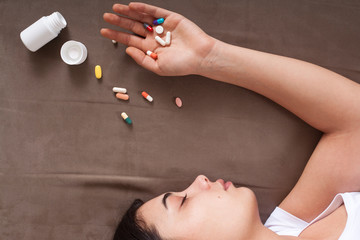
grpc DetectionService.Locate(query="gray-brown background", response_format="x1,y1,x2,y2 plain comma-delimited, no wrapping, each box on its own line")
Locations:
1,0,359,239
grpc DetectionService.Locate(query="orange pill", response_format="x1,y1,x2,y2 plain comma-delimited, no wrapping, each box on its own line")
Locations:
146,50,158,60
116,93,129,100
141,91,153,102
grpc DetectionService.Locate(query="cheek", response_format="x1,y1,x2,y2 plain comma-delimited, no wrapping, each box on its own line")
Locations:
180,190,258,240
166,188,258,239
179,209,243,240
176,195,242,239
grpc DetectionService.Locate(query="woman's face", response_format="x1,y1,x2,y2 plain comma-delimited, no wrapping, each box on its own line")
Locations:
137,175,262,240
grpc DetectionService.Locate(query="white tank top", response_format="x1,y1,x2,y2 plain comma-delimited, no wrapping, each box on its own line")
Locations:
264,192,360,239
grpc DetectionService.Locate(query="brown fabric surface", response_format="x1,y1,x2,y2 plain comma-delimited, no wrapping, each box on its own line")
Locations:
1,0,359,239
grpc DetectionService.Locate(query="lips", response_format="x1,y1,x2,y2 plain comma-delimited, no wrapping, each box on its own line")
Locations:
216,179,232,191
224,181,232,190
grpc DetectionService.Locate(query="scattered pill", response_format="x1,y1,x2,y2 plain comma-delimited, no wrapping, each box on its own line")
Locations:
153,18,164,25
146,50,158,60
116,93,129,101
143,23,153,32
95,65,102,79
165,31,171,45
155,36,166,46
175,97,182,108
141,91,153,102
112,40,117,44
121,112,132,125
155,26,164,34
112,87,127,93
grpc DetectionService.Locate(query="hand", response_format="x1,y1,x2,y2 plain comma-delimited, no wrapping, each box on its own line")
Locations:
100,2,216,76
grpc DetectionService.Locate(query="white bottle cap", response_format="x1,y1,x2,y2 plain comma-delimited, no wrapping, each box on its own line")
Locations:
60,40,87,65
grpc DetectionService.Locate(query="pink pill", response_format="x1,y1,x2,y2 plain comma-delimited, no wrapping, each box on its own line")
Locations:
116,93,129,101
175,97,182,108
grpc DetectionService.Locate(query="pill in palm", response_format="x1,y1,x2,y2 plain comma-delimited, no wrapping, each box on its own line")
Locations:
146,50,158,60
175,97,183,108
153,18,164,25
112,87,127,93
155,26,164,34
116,93,129,101
155,36,166,46
165,31,171,45
142,91,153,102
143,23,153,32
95,65,102,79
121,112,132,125
112,40,117,44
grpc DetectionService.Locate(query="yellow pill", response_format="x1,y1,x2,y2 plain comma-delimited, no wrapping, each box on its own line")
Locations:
95,65,102,79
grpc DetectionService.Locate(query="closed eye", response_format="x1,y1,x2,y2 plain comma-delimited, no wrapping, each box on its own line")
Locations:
180,194,187,207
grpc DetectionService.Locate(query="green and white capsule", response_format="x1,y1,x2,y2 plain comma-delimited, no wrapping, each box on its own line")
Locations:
121,112,132,125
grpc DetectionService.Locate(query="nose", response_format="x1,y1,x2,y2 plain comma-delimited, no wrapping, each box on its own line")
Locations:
196,175,210,188
184,175,211,194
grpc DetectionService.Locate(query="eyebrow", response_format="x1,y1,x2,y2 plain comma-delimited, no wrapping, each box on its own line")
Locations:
162,192,172,209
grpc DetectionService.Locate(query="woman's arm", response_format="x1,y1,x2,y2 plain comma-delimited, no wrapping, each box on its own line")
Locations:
101,2,360,133
101,2,360,221
200,41,360,134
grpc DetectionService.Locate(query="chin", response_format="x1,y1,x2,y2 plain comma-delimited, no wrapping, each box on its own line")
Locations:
236,187,260,216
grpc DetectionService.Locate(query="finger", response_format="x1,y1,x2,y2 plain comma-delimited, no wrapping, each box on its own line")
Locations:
100,28,145,50
103,13,147,37
126,47,160,74
129,2,173,18
112,3,154,24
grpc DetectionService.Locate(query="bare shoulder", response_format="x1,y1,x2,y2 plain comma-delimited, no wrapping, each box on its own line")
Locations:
279,128,360,222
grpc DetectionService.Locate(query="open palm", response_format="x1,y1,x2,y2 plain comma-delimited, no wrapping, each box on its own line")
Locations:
101,2,216,76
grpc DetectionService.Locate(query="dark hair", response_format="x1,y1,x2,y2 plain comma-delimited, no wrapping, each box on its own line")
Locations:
113,199,165,240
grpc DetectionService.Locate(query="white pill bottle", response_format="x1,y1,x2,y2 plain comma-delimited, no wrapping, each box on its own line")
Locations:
20,12,67,52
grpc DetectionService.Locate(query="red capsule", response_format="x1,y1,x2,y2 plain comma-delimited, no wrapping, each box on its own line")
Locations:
143,23,153,32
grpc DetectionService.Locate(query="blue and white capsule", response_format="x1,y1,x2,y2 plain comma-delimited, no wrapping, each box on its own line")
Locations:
153,18,164,25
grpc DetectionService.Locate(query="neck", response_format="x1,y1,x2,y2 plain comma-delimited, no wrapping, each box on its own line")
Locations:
248,223,313,240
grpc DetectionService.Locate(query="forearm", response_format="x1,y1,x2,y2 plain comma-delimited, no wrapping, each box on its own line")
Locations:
199,40,360,133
